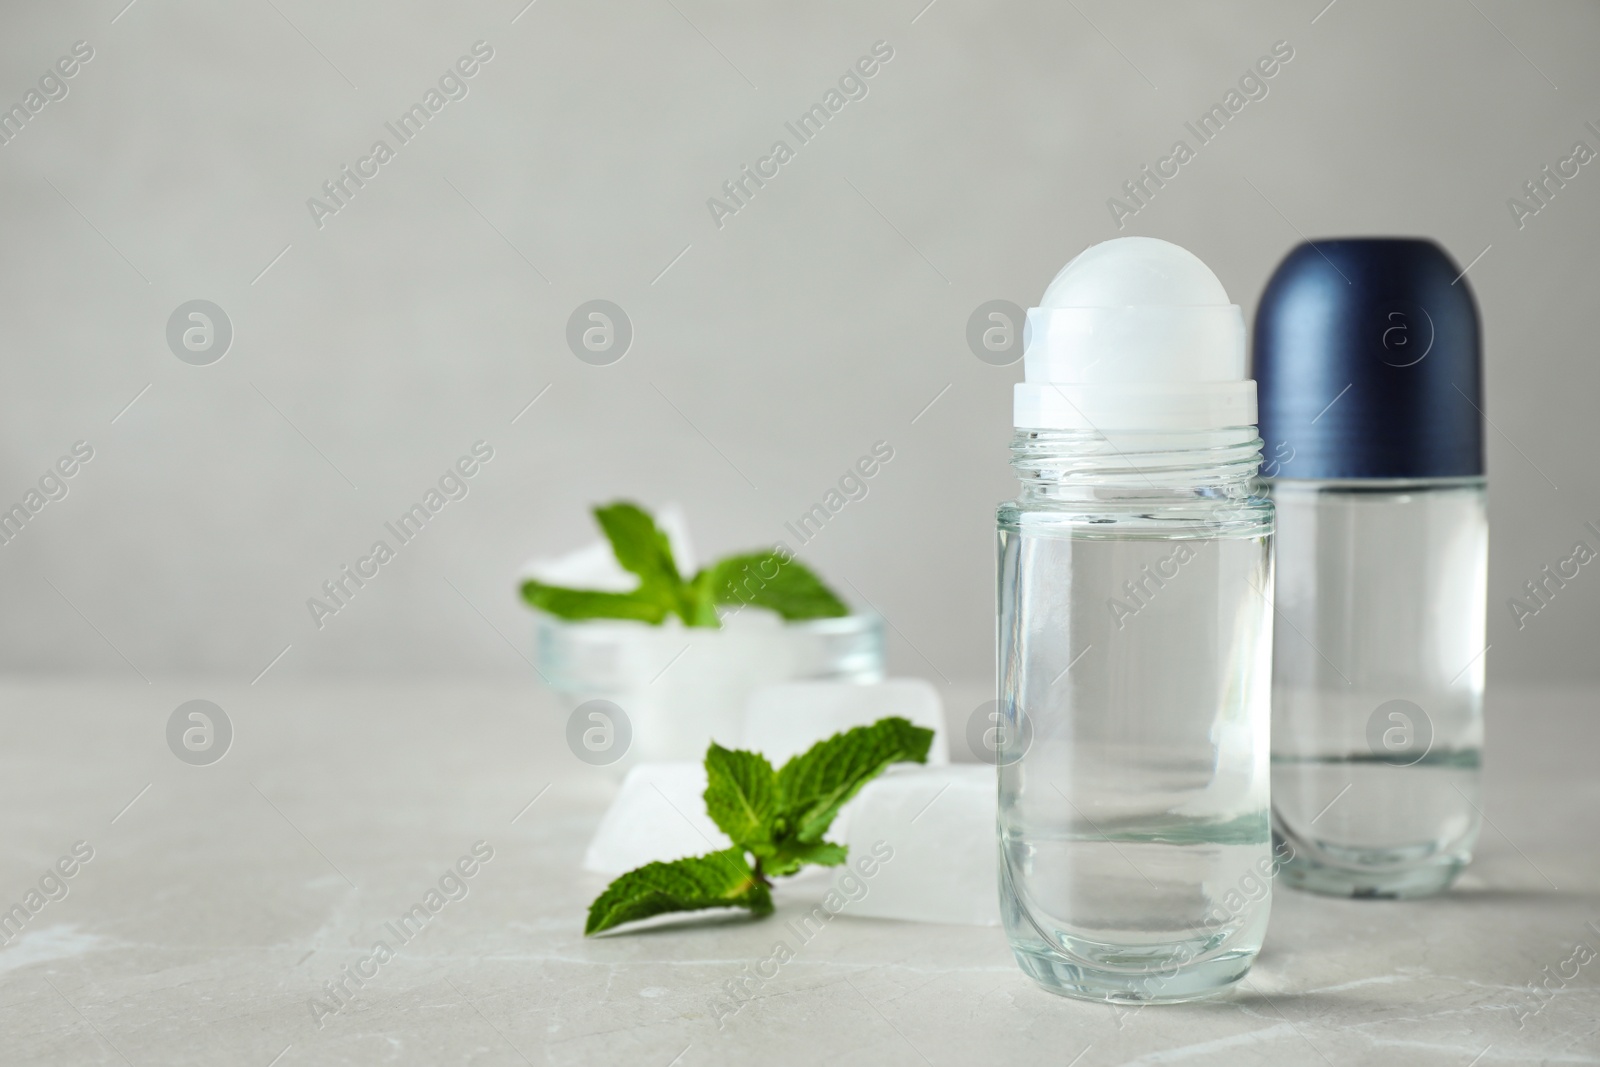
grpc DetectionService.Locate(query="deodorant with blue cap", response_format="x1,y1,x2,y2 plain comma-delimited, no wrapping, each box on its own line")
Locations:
1254,237,1487,899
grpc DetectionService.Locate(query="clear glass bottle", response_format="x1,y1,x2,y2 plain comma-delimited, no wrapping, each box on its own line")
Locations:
1254,237,1487,899
996,426,1275,1003
1267,478,1486,896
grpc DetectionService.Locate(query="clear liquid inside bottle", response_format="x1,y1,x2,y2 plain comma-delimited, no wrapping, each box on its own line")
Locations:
996,428,1274,1003
1267,478,1486,898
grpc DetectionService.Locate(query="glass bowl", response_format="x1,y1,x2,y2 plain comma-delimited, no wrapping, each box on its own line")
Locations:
535,610,885,768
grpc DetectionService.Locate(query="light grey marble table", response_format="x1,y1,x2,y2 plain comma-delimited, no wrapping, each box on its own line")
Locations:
0,679,1595,1066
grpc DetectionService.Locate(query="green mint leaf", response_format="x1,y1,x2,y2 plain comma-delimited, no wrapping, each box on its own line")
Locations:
703,744,779,852
593,501,683,590
523,502,696,625
777,717,934,844
763,839,848,878
584,848,772,936
520,580,672,623
678,569,722,629
704,552,849,621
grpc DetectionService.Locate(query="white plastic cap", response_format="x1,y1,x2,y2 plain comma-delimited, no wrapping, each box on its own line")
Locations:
1014,237,1256,430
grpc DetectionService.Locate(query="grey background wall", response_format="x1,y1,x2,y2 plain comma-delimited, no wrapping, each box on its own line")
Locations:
1,0,1595,688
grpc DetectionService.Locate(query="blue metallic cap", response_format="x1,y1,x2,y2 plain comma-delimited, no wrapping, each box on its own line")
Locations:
1253,238,1484,480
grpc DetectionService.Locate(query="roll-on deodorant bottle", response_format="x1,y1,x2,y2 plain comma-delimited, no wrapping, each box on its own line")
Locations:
996,237,1275,1003
1255,238,1486,899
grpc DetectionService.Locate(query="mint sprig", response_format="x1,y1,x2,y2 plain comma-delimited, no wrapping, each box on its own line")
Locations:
584,717,933,935
522,502,848,628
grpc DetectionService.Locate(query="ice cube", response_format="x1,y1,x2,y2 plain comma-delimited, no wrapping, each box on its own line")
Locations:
840,764,999,925
582,762,728,874
742,679,949,765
